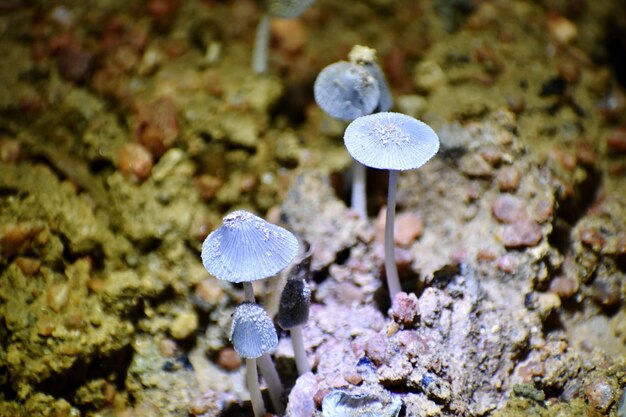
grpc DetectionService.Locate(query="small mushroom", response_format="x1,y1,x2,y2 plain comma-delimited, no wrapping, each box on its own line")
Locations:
231,302,279,417
277,247,313,375
344,112,439,300
201,209,299,301
252,0,315,74
314,46,392,219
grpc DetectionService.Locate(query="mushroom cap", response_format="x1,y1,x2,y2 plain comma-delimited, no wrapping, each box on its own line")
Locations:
365,62,393,113
277,277,311,330
201,210,299,283
231,302,278,359
264,0,314,18
343,112,440,171
314,62,381,121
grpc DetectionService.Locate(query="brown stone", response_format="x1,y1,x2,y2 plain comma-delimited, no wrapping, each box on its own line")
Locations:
584,378,616,412
134,97,179,159
390,291,419,327
364,334,388,367
492,195,527,224
501,221,543,248
343,372,363,385
531,199,554,223
216,347,242,371
497,166,522,192
117,142,153,183
549,276,578,298
394,213,424,247
14,257,41,276
497,254,519,273
579,227,605,252
606,128,626,154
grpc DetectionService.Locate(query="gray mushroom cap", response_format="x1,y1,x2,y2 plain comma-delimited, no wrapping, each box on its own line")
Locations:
277,277,311,330
314,61,381,121
201,210,299,283
343,112,440,171
230,302,278,359
264,0,315,18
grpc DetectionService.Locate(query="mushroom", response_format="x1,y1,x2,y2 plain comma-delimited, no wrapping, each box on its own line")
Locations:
314,45,392,219
231,302,279,417
252,0,315,74
343,112,439,300
201,210,299,303
201,209,298,414
277,246,313,375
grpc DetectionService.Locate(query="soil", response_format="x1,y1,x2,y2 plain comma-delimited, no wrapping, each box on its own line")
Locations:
1,0,625,417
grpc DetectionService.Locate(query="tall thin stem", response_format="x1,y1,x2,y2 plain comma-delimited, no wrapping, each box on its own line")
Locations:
351,159,367,219
243,281,255,303
252,14,271,74
257,353,285,414
246,358,266,417
290,325,311,375
385,170,401,299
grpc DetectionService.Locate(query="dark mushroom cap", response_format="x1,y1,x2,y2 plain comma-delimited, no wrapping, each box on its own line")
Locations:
230,302,278,359
264,0,315,18
201,210,299,283
343,112,440,171
277,277,311,330
314,61,381,121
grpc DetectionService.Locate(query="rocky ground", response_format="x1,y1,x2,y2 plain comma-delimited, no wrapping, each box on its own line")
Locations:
0,0,625,416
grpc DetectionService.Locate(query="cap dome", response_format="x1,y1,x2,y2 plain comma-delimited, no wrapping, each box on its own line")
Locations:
201,210,299,283
314,62,381,121
231,302,278,359
343,112,439,171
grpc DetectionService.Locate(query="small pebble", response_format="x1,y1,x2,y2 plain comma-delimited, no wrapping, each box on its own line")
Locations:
497,166,522,192
364,334,388,367
585,378,617,413
14,256,41,276
547,15,578,44
537,292,561,320
459,153,493,177
606,128,626,154
492,195,527,224
134,97,179,159
117,142,153,183
156,338,178,357
531,199,554,223
497,254,519,274
0,139,21,162
549,276,578,298
47,282,70,312
394,213,424,247
344,372,363,385
390,291,419,327
501,221,543,248
579,227,605,252
271,18,307,55
216,347,241,371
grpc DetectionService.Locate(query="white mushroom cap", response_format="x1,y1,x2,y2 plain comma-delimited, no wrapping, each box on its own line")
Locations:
201,210,299,283
343,112,440,171
231,302,278,359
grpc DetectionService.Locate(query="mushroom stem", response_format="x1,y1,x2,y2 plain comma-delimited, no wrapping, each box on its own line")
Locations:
243,282,255,303
257,353,286,414
246,358,266,417
351,159,367,219
385,169,401,299
290,325,311,374
252,13,271,74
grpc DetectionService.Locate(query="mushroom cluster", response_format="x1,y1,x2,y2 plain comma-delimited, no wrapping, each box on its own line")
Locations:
201,210,301,417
